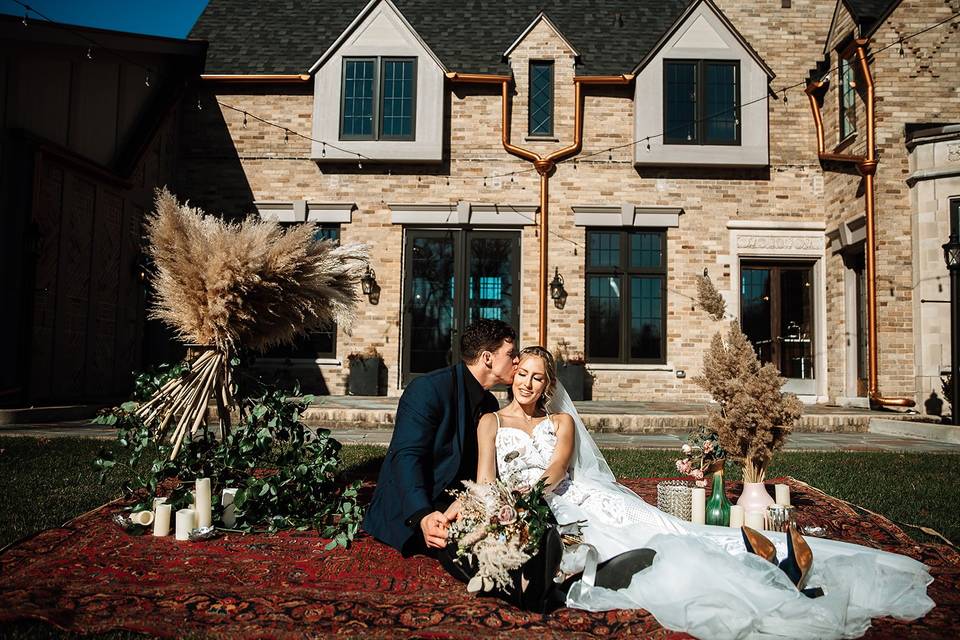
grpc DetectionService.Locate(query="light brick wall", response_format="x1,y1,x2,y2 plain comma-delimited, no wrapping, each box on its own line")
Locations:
176,0,956,403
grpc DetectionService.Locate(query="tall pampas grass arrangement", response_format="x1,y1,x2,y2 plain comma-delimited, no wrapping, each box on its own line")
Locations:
135,189,368,458
692,321,803,484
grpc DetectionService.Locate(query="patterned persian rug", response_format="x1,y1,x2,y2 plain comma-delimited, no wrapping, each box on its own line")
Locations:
0,477,956,639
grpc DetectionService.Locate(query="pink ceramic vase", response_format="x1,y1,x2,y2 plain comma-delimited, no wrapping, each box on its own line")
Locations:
737,481,775,512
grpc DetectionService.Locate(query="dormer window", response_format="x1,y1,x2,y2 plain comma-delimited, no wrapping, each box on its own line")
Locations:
838,55,857,141
529,60,554,137
340,57,416,141
663,59,740,145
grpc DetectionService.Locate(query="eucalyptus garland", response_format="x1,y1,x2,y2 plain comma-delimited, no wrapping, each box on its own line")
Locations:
95,362,362,548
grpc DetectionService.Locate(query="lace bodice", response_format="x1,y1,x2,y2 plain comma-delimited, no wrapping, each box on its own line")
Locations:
494,415,561,487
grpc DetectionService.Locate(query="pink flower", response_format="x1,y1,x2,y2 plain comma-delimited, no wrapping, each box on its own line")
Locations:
691,469,704,480
681,444,692,454
497,506,517,525
703,441,714,454
675,459,693,475
695,479,708,488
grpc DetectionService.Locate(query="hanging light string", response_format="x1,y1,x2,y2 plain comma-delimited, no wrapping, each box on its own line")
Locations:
11,0,959,180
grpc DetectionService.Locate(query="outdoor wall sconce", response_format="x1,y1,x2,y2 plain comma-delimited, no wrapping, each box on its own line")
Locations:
361,265,380,305
549,267,567,309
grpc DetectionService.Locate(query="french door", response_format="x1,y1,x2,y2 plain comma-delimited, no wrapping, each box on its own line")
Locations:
740,262,816,394
401,229,520,384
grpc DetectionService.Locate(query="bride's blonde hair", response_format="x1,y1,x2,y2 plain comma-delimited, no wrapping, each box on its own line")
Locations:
518,346,557,413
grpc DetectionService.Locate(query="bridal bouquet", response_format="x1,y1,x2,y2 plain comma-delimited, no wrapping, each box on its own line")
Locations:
447,478,552,593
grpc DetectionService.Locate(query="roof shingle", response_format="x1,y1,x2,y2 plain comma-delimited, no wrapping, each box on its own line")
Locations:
190,0,694,76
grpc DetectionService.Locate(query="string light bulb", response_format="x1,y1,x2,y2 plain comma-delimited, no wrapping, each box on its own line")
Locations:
144,71,151,87
284,129,289,142
197,99,202,111
357,155,362,169
22,10,28,26
86,47,93,60
242,112,247,127
321,142,326,157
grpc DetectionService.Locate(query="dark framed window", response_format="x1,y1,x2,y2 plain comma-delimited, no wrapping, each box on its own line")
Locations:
529,60,554,136
585,229,667,364
265,224,340,359
838,55,857,141
663,59,740,145
340,57,416,141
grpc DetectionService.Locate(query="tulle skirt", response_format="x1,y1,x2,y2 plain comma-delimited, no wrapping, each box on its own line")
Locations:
548,482,934,640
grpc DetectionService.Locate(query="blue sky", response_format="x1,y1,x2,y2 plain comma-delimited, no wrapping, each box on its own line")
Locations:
1,0,209,38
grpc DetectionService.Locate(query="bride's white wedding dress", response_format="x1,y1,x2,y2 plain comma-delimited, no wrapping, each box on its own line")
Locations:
493,410,934,640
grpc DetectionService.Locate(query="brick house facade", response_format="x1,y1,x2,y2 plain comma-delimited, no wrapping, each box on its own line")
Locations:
181,0,959,411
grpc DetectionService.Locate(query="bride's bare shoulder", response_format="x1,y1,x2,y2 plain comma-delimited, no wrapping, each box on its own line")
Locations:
551,412,575,428
478,412,499,434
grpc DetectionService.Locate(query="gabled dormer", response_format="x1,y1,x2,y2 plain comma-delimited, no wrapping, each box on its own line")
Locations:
632,0,774,167
309,0,446,163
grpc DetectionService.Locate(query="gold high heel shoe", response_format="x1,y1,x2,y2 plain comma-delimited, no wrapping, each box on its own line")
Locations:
779,522,814,591
741,526,778,564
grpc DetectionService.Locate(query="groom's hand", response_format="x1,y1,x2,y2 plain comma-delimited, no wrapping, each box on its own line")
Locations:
420,511,449,549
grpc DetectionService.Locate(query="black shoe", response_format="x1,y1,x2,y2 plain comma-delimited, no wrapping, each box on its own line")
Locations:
594,548,657,590
556,547,658,595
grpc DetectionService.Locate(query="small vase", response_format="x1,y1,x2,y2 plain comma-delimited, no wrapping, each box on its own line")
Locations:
737,481,775,514
705,467,732,526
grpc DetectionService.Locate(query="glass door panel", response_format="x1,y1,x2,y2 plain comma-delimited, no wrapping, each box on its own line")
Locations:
406,232,456,375
740,263,816,388
402,230,519,384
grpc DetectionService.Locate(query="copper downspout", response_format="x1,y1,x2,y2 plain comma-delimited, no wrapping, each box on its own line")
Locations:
804,39,914,408
447,71,633,345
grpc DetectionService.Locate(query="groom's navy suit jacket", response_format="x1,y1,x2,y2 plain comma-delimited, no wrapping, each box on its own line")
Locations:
363,362,498,554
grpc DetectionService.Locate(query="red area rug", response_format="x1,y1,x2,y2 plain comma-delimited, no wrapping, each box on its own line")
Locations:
0,477,956,639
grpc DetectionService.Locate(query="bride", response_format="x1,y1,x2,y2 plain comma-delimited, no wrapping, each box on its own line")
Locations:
453,345,934,640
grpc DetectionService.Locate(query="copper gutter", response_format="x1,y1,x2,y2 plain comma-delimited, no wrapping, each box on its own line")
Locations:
804,40,914,408
447,71,633,345
200,74,311,83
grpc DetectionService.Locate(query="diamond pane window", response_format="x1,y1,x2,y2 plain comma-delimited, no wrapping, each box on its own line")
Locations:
704,62,737,143
839,56,857,140
586,229,667,364
664,59,740,145
665,61,697,143
342,59,375,138
529,61,554,136
381,59,414,139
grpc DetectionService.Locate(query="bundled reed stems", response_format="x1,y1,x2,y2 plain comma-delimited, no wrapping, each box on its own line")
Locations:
140,189,368,458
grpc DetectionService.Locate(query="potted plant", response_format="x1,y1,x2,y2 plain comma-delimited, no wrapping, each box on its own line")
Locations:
348,346,383,396
554,340,586,401
692,321,802,513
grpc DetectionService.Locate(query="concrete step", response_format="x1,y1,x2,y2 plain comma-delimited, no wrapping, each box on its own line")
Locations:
869,417,960,444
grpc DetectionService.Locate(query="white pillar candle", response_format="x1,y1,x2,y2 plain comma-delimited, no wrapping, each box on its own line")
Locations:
745,510,765,531
153,497,168,510
728,505,745,528
775,484,791,506
691,487,706,524
153,504,172,536
131,510,154,526
175,508,196,541
195,479,212,529
221,488,238,528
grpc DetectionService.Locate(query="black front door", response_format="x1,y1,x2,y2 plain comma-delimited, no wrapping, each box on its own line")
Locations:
402,229,520,384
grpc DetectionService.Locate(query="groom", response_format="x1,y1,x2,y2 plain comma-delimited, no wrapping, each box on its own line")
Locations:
363,319,518,556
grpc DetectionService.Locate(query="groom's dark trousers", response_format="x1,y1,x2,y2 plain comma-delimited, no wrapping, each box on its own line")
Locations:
363,361,498,555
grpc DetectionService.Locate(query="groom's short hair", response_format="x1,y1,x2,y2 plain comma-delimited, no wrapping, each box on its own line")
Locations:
460,319,517,363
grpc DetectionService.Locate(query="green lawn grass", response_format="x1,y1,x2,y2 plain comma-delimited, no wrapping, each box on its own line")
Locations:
0,436,957,639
